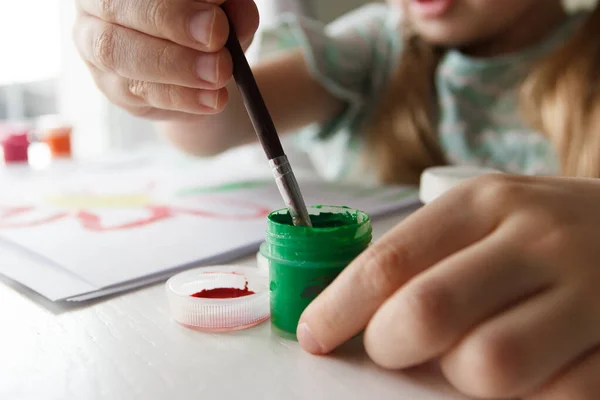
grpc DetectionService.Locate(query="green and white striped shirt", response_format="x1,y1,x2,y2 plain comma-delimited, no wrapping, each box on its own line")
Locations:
260,3,586,184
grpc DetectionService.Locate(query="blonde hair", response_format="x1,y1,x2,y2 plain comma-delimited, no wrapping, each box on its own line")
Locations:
367,5,600,184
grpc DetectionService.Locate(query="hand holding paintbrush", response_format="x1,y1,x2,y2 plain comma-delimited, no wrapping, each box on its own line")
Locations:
73,0,312,227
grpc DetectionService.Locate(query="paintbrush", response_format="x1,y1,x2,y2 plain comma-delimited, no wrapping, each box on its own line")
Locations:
222,7,312,227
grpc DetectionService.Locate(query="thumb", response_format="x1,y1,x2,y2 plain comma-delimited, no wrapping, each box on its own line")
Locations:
222,0,260,45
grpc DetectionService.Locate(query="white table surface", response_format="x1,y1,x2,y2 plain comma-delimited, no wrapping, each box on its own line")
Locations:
0,210,474,400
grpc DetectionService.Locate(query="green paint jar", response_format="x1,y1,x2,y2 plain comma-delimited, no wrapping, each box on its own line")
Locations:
260,205,372,340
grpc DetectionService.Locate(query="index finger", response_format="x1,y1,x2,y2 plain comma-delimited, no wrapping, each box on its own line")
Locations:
296,179,502,355
77,0,259,52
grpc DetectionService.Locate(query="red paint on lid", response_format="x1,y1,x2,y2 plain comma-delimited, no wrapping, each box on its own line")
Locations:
190,282,255,299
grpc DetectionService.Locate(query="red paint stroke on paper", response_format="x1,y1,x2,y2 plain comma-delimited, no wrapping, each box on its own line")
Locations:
0,198,270,231
0,180,273,232
76,206,172,231
0,207,68,228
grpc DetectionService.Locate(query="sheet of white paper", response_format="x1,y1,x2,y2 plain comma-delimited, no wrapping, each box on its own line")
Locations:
0,158,420,301
0,239,97,301
64,243,260,302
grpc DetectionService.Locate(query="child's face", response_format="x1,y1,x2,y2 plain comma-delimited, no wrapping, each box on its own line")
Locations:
394,0,561,49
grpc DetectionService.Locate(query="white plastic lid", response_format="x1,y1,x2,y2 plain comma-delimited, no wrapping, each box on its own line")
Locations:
166,265,270,332
420,166,501,204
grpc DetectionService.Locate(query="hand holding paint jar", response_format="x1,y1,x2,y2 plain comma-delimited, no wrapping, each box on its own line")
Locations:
73,0,259,118
297,173,600,400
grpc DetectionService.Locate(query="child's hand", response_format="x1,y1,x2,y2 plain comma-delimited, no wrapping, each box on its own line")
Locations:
298,175,600,399
73,0,259,119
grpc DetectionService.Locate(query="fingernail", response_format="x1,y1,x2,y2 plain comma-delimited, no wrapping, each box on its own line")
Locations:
189,9,215,46
196,54,219,84
297,323,324,354
198,90,218,109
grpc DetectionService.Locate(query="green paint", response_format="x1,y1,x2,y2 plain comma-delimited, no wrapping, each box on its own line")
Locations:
380,188,419,202
270,210,358,228
176,180,271,196
260,205,372,339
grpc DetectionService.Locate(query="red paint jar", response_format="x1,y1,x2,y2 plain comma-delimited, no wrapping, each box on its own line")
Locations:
2,132,30,163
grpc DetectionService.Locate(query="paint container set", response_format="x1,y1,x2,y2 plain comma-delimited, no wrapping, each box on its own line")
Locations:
166,205,372,339
0,115,72,164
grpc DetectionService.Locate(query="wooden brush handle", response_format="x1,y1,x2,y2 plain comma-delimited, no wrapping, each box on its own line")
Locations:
222,5,285,160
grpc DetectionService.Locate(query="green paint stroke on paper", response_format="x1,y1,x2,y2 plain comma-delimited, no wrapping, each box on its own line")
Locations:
319,183,417,200
176,180,272,196
320,183,386,198
380,188,419,202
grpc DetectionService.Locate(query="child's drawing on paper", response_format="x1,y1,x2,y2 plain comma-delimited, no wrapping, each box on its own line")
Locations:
0,180,272,232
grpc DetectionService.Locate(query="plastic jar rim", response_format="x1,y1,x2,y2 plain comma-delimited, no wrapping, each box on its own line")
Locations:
266,205,371,235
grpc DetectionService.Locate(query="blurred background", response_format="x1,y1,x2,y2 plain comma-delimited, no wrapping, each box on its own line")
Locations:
0,0,596,161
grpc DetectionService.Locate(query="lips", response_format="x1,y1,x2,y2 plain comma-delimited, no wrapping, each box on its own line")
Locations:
410,0,456,18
